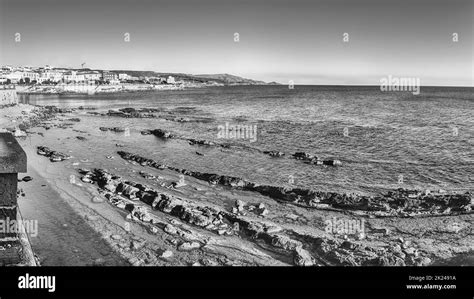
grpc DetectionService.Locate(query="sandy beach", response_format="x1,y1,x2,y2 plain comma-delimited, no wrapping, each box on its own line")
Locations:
1,100,472,267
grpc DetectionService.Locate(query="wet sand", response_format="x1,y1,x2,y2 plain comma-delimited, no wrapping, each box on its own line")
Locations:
18,166,129,266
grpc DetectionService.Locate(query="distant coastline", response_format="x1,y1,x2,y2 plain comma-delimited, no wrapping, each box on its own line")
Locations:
1,65,281,95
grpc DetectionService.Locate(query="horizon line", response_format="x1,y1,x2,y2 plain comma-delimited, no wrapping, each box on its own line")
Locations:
2,64,473,88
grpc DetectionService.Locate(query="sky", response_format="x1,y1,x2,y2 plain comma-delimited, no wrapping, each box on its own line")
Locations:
0,0,473,86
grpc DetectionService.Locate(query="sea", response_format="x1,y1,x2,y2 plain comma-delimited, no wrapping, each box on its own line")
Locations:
19,85,474,196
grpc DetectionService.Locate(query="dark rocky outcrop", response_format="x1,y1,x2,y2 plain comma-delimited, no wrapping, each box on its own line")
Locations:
104,107,215,123
36,146,71,162
293,152,315,160
188,139,216,146
322,160,342,166
118,108,137,114
80,168,319,265
263,151,285,157
99,127,126,133
292,152,342,166
150,129,174,139
107,108,156,118
141,127,342,167
87,169,229,235
84,167,445,266
77,106,97,110
116,151,472,217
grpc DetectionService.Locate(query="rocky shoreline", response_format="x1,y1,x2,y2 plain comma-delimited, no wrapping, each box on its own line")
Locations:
4,103,472,266
116,150,473,218
76,167,440,266
0,105,65,134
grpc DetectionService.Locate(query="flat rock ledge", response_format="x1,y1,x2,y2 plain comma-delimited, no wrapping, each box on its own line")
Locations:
117,151,472,218
78,168,438,266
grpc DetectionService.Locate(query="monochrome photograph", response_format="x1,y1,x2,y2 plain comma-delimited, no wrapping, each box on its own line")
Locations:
0,0,473,296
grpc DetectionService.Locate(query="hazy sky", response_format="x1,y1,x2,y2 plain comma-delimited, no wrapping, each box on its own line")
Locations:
1,0,473,85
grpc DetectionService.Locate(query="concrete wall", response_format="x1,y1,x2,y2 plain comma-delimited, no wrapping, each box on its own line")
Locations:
0,88,18,105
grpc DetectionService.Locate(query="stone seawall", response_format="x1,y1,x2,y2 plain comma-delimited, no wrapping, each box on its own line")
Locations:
0,133,35,265
0,89,18,105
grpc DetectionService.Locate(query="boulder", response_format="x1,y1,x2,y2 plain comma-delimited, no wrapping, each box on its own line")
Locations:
293,152,314,160
116,183,139,199
260,208,269,216
178,241,201,251
82,176,93,183
151,129,173,139
263,151,285,157
37,146,71,162
160,250,173,259
14,129,27,137
294,247,316,266
271,235,302,251
323,160,342,166
21,176,33,182
188,139,215,146
235,200,246,211
164,224,178,235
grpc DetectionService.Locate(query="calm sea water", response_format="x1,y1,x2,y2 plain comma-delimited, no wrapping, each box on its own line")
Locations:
20,86,474,195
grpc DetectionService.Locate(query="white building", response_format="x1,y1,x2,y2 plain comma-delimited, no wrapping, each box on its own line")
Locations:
167,76,175,84
4,71,23,83
1,65,13,72
63,71,86,82
118,73,130,81
21,71,39,82
80,71,101,81
37,70,64,83
2,71,38,83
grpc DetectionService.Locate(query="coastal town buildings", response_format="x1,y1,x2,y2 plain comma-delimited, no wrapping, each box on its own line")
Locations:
0,65,182,87
1,70,38,84
81,71,101,82
37,70,65,83
63,71,86,83
1,66,13,72
2,71,23,83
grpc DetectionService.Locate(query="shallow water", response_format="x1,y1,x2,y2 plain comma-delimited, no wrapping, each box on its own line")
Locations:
20,85,474,195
